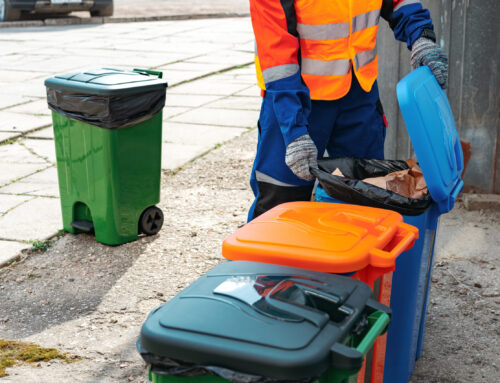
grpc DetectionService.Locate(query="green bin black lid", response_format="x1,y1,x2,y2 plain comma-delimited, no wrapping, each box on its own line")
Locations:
44,68,168,96
139,261,389,380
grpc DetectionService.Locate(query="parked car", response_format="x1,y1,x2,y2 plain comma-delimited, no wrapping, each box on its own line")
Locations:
0,0,113,21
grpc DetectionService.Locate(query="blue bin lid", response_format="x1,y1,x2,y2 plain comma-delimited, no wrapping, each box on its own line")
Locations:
397,66,464,214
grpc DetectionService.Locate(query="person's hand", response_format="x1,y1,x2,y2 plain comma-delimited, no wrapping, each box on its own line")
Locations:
285,134,318,181
411,37,448,89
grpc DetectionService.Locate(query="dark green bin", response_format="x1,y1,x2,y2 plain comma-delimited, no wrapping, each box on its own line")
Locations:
138,261,391,383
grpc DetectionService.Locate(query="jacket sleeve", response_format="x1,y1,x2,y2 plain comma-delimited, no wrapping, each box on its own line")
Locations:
381,0,434,49
250,0,311,147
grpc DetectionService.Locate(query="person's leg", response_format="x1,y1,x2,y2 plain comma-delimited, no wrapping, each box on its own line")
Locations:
248,95,337,221
326,77,387,159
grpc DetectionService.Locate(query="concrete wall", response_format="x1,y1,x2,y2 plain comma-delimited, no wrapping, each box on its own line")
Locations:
378,0,500,193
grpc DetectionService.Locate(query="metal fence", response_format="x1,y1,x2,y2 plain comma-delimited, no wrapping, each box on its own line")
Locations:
378,0,500,193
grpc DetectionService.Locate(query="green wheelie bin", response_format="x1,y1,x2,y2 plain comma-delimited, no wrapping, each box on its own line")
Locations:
137,261,391,383
45,68,168,245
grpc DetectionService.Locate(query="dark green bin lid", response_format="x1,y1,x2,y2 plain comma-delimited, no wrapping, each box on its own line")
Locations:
44,68,168,96
139,261,391,379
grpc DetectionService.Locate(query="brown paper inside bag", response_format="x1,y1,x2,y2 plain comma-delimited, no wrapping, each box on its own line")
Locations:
331,168,345,177
359,159,429,199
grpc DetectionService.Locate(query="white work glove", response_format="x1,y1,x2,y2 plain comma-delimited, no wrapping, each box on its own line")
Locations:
285,134,318,181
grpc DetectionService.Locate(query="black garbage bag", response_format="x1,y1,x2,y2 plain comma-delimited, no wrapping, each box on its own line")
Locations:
46,88,166,130
311,157,433,216
137,341,316,383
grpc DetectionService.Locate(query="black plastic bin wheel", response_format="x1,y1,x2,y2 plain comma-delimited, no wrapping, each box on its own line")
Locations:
139,206,164,235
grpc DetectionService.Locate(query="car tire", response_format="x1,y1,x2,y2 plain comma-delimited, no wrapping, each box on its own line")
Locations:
0,0,21,21
90,4,113,17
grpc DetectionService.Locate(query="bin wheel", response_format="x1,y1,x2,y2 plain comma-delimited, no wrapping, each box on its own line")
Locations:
139,206,164,235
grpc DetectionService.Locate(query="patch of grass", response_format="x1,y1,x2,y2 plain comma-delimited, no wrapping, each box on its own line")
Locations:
0,339,76,377
29,240,50,253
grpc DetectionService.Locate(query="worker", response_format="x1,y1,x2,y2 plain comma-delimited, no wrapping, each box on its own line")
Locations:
247,0,448,220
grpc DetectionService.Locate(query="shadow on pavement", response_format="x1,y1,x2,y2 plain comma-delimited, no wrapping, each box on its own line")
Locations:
0,232,155,339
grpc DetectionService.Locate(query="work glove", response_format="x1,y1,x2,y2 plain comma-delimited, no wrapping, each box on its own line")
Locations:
411,37,448,89
285,134,318,181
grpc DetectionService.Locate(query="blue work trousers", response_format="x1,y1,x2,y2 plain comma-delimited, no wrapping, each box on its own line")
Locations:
248,76,387,221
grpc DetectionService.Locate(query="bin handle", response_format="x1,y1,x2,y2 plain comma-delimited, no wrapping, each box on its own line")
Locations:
330,311,390,370
133,68,163,79
355,311,390,356
368,223,418,267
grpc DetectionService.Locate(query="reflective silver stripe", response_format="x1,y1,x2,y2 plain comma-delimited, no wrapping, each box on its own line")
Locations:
352,9,381,33
262,64,299,84
394,0,421,12
297,22,350,41
255,171,296,187
354,48,377,69
301,57,351,76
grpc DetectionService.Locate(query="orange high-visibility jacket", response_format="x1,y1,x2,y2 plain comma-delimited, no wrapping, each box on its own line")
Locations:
252,0,416,100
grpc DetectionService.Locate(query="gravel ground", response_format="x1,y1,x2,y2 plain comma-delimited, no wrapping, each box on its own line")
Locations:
0,129,499,382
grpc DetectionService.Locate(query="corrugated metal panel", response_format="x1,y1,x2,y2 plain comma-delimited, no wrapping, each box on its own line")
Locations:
378,0,500,193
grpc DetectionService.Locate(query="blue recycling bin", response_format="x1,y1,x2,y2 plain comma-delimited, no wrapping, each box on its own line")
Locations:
314,66,464,382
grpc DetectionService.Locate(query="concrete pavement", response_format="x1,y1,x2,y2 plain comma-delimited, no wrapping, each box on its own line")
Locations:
0,17,259,266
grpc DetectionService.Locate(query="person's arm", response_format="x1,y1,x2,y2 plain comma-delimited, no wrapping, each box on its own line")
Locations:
382,0,434,49
381,0,448,89
251,0,317,180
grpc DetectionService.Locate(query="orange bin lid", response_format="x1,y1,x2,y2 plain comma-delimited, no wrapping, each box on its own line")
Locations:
223,202,419,273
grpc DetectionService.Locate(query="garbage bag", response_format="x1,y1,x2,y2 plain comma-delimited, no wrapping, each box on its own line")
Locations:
137,341,316,383
46,87,166,130
311,157,433,216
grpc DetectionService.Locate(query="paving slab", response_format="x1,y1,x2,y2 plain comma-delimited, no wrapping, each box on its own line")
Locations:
0,95,33,110
0,132,21,143
216,73,257,85
0,240,29,267
0,70,47,83
163,122,246,146
205,96,261,110
163,70,207,85
234,86,261,97
0,197,62,242
2,56,99,73
6,99,52,116
168,79,251,96
0,112,52,133
188,50,253,64
162,142,208,170
25,128,54,139
93,39,223,56
0,194,32,214
0,167,59,198
160,61,228,73
22,139,57,164
165,94,219,108
170,107,258,128
163,106,191,120
0,164,48,187
0,142,47,164
0,81,47,99
181,31,252,45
